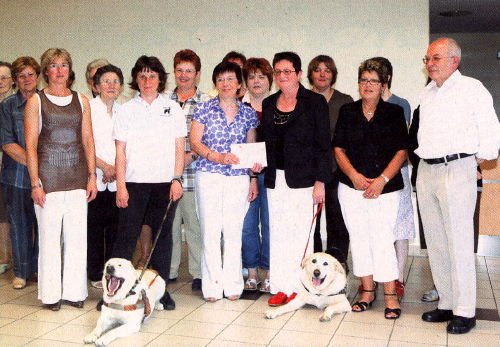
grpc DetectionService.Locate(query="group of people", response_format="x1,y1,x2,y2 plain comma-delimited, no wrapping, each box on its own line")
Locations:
0,37,498,335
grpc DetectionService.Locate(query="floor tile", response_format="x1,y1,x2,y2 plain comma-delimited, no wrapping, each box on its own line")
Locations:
23,308,86,323
269,329,331,346
40,324,88,344
141,317,178,334
216,325,277,344
0,334,33,346
8,291,40,306
164,320,226,339
328,335,388,346
473,319,500,335
107,331,158,346
391,325,447,345
388,342,445,347
203,298,254,312
336,321,393,340
447,332,499,346
0,319,60,338
25,340,81,346
66,310,101,327
281,308,343,333
232,311,291,330
343,307,394,326
0,317,15,328
207,340,266,347
184,306,241,324
0,303,41,319
148,334,210,346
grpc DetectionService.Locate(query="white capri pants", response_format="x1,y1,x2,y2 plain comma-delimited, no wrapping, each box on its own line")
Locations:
195,171,249,299
268,170,315,296
35,189,88,304
338,183,399,283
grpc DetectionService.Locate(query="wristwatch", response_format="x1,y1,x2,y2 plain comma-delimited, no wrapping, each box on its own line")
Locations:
171,175,184,186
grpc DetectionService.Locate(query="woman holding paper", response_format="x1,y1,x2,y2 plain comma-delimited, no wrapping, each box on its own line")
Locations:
190,61,260,302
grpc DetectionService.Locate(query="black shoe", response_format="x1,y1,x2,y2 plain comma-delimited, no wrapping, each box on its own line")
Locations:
422,308,454,322
63,300,84,308
169,277,178,282
160,292,176,310
447,315,476,334
44,301,61,311
192,278,202,291
96,299,104,311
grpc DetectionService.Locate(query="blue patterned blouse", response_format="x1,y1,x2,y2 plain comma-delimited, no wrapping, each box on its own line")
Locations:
193,97,258,176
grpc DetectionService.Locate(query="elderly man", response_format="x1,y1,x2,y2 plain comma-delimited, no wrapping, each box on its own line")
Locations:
417,38,499,334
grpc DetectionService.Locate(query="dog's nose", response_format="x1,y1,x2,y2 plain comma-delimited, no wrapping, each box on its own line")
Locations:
106,265,115,274
313,269,321,277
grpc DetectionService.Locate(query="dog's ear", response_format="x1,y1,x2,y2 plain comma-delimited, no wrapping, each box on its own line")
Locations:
301,254,311,268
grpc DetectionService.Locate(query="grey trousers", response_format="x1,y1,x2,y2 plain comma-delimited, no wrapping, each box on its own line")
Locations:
170,191,202,279
417,156,477,318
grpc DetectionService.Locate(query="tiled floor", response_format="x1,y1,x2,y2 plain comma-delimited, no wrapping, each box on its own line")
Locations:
0,250,499,346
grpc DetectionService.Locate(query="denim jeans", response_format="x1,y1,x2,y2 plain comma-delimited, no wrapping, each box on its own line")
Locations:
242,174,269,270
2,184,38,279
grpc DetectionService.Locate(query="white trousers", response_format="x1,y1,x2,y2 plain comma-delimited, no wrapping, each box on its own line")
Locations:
195,172,249,299
170,191,202,279
417,156,477,317
35,189,88,304
338,183,399,282
268,170,315,295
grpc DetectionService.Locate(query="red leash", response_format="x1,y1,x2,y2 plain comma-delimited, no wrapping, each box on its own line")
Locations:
301,202,323,262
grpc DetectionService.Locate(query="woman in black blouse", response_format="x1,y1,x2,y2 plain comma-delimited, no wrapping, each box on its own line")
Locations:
262,52,331,307
333,59,408,319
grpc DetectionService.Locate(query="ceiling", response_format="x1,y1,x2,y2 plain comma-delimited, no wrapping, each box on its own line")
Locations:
430,0,500,33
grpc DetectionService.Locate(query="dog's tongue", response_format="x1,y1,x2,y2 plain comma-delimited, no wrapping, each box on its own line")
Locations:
312,277,322,287
108,277,120,295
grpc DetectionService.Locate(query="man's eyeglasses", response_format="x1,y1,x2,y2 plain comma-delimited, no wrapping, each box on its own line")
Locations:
422,56,452,64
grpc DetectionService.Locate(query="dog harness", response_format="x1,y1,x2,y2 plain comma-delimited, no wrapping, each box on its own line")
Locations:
103,271,160,319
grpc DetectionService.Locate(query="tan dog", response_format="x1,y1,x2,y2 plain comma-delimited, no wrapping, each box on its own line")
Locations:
265,252,351,321
84,258,166,346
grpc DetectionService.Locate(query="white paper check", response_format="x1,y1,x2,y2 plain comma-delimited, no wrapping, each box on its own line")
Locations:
230,142,267,169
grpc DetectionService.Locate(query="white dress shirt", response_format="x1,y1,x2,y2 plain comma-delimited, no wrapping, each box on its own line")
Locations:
90,96,119,191
113,93,186,183
416,70,499,160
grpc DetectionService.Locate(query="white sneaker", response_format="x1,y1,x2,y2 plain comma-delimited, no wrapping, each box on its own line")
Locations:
421,288,439,302
90,280,103,289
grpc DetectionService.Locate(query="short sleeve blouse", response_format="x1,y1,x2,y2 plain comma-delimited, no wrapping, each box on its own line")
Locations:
193,97,258,176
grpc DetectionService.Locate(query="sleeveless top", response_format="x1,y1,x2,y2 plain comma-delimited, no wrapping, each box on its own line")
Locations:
37,90,87,193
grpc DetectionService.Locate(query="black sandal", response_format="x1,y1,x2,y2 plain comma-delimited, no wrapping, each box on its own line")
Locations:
384,293,401,319
352,288,376,312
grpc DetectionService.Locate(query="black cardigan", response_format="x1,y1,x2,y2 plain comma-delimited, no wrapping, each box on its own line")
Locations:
262,84,332,189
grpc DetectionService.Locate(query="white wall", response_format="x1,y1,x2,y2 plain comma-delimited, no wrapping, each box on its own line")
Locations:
0,0,428,108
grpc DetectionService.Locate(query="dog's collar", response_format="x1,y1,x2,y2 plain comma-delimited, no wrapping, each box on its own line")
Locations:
303,283,347,297
103,289,152,318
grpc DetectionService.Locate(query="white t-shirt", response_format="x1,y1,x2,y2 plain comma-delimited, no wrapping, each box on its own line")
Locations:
90,96,119,191
113,93,186,183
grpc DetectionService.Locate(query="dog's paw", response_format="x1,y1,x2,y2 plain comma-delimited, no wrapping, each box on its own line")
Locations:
83,332,98,344
155,302,164,311
95,337,109,347
319,313,332,322
265,310,278,319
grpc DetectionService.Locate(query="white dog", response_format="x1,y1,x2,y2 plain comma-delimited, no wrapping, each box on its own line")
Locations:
265,252,351,321
84,258,166,346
